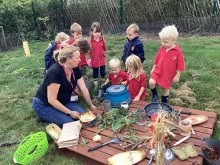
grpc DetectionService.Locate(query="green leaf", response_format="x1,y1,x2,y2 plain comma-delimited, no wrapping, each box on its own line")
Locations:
81,136,87,146
112,119,123,132
124,118,131,125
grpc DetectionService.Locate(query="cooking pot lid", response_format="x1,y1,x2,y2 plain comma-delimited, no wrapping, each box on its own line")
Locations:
107,85,126,93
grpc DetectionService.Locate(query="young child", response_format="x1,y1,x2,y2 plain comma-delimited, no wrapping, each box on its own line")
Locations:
44,32,69,73
100,58,128,94
69,23,87,75
69,22,82,44
149,25,185,103
90,22,107,86
125,55,147,101
122,23,145,64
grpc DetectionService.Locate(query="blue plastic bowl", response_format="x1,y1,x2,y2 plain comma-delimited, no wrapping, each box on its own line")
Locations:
105,85,131,108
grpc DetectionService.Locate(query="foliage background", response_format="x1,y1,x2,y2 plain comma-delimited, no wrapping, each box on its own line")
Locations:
0,35,220,164
0,0,220,50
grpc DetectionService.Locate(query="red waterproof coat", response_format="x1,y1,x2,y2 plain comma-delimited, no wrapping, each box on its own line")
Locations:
90,37,107,68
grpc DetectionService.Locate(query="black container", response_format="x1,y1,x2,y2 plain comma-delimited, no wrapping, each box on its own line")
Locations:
201,138,220,165
144,102,192,117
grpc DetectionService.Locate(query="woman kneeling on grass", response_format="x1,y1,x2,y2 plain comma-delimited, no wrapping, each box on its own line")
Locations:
32,45,96,127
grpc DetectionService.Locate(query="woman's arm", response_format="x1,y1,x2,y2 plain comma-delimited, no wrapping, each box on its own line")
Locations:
77,77,97,110
47,83,80,118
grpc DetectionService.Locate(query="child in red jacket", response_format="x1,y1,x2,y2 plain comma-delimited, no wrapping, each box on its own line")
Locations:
90,22,107,86
125,55,147,101
149,25,185,103
69,23,87,76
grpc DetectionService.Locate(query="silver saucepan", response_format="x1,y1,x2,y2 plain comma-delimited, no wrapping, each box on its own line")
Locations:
144,102,192,117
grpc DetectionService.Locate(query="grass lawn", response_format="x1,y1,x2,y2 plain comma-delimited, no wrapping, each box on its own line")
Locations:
0,35,220,164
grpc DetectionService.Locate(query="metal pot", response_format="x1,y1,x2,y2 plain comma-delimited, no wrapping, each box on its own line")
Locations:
201,138,220,165
144,102,192,117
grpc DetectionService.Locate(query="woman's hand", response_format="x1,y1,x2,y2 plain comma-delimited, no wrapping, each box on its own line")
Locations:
70,111,80,119
90,104,97,110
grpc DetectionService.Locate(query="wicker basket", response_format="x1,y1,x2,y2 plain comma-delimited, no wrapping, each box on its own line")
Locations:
13,132,48,164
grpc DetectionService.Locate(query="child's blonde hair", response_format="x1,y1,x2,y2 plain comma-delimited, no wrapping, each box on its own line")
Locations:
90,22,102,38
109,58,121,69
55,32,70,43
70,23,82,33
126,23,139,34
125,54,143,79
159,25,179,40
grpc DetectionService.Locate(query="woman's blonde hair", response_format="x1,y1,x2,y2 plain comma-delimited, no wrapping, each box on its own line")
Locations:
109,58,121,68
125,55,143,79
159,25,179,40
55,45,79,63
55,32,70,43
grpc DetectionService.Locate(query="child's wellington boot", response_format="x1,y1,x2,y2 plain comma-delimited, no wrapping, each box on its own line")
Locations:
161,95,169,103
151,87,158,102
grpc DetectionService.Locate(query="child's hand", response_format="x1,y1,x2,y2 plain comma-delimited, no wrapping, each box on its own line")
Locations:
133,96,140,101
101,83,105,88
121,81,127,86
173,75,180,83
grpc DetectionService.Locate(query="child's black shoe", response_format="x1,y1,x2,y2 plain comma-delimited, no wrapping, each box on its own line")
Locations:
151,96,158,102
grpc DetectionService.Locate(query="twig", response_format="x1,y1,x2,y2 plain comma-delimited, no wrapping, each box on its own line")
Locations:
122,143,136,150
131,139,146,150
96,128,105,135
